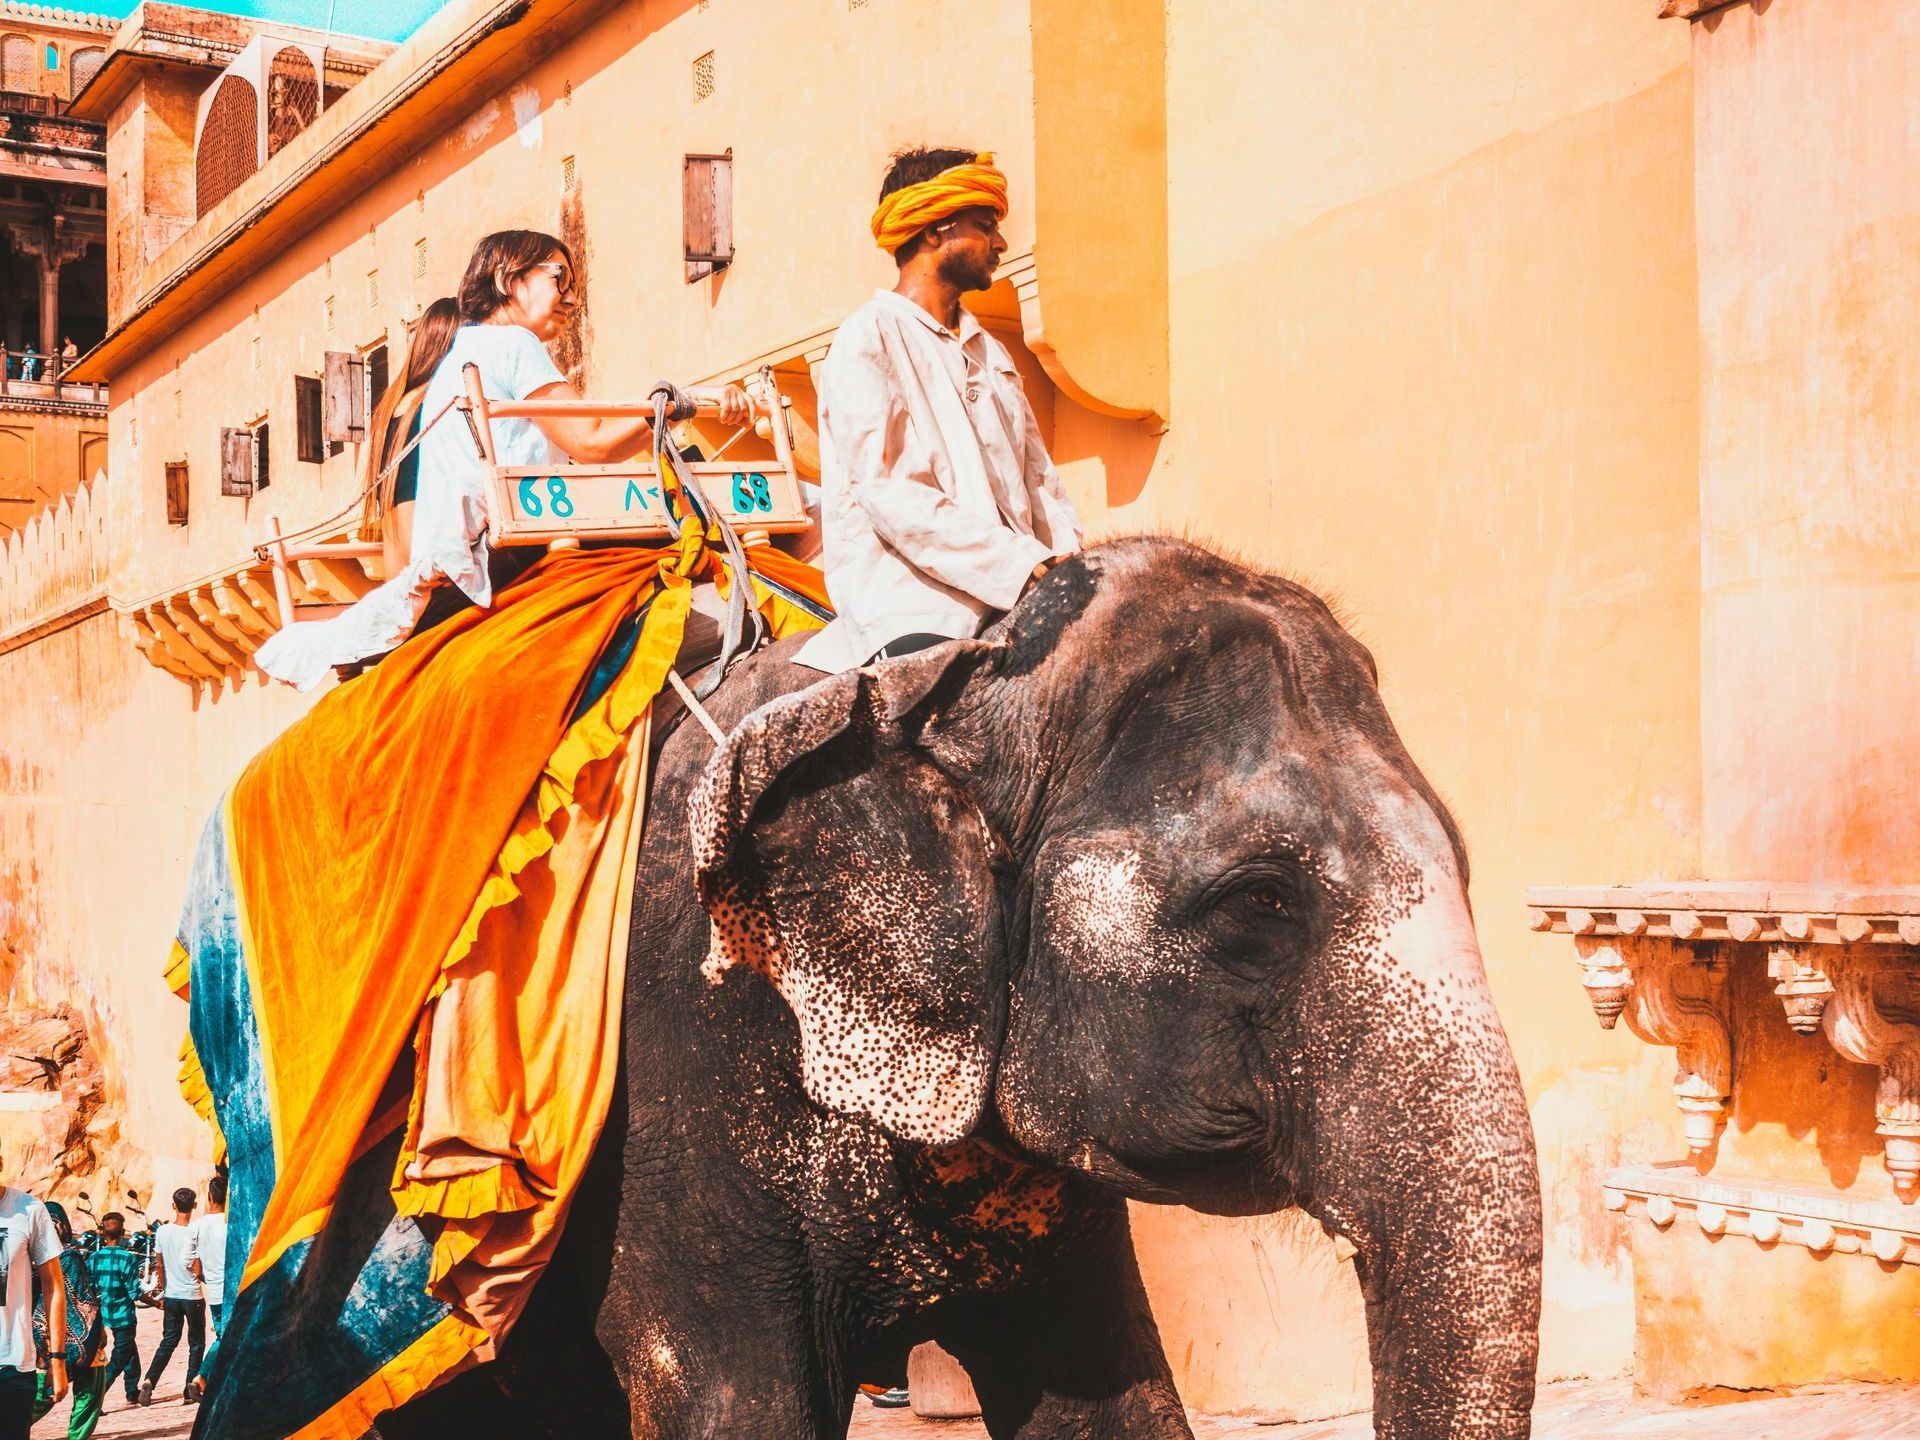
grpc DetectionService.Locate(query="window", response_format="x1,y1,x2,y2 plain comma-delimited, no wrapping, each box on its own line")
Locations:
1,35,34,91
683,153,733,282
254,422,270,493
69,47,102,96
220,428,257,496
295,375,324,462
323,350,366,445
164,461,189,525
366,343,389,411
43,43,55,73
266,47,318,159
692,50,715,102
196,75,259,217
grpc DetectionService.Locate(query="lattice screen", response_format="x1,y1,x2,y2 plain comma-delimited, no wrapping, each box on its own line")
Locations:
196,75,259,217
266,47,318,159
69,47,103,97
0,34,34,92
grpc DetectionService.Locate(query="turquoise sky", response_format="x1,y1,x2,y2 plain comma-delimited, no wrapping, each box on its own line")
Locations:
48,0,446,44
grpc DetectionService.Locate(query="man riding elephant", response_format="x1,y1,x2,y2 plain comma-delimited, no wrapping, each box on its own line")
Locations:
369,535,1542,1440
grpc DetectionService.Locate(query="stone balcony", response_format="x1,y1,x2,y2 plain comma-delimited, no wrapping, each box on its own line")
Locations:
1528,884,1920,1219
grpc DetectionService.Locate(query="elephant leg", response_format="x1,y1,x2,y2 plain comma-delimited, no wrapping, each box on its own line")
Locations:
938,1230,1192,1440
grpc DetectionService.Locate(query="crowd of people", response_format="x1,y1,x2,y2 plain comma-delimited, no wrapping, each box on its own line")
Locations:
1,1170,228,1440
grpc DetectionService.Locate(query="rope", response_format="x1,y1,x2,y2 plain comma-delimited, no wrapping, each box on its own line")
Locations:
256,394,467,557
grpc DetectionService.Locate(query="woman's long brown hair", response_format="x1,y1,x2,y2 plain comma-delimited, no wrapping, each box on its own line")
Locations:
362,296,461,537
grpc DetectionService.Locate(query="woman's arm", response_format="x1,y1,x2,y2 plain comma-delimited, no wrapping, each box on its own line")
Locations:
38,1257,68,1400
524,380,753,464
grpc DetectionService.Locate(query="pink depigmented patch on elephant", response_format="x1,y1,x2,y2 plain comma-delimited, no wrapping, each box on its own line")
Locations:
1050,850,1159,978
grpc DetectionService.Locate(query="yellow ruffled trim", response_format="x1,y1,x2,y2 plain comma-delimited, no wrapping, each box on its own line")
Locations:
388,578,695,1216
164,938,192,999
176,1034,229,1167
284,1312,488,1440
391,1164,539,1221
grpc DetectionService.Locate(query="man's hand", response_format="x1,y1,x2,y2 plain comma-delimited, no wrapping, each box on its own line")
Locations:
45,1356,69,1403
715,383,754,427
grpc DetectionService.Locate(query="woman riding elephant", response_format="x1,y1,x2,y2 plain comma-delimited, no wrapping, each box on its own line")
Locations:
363,534,1541,1440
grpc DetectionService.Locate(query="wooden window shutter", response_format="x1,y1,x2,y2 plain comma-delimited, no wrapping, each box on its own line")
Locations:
683,153,733,282
254,421,270,492
220,426,257,496
164,460,189,525
294,374,324,462
323,349,366,444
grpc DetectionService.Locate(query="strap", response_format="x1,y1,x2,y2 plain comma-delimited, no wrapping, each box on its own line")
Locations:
666,668,728,747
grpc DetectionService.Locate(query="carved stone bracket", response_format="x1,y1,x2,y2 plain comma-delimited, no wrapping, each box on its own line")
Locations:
1822,957,1920,1201
1767,944,1834,1035
1575,935,1731,1155
8,217,93,270
1533,883,1920,1205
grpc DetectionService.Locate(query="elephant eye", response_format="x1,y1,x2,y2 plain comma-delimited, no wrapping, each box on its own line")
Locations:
1239,881,1296,918
1201,864,1308,926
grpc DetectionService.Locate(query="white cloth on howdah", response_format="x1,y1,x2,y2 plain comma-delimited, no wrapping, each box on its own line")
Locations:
255,324,565,690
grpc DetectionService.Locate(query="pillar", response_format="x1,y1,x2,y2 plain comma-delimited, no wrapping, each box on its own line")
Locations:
8,215,89,373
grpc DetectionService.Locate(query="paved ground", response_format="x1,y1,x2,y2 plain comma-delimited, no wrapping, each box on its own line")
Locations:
845,1379,1920,1438
34,1312,1919,1440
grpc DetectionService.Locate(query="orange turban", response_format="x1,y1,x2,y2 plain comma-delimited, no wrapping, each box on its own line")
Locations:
869,153,1009,254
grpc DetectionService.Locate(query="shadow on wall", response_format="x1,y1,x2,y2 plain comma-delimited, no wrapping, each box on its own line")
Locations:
1726,959,1881,1193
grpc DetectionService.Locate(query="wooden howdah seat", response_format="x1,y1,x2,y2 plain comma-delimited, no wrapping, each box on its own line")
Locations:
264,364,813,629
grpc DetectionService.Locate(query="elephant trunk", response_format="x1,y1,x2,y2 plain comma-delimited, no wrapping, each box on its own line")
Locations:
1304,863,1542,1439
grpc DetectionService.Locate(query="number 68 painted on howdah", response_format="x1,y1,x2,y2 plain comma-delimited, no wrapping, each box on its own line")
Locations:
466,362,811,548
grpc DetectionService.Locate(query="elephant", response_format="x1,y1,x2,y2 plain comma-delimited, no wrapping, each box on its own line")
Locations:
377,535,1542,1440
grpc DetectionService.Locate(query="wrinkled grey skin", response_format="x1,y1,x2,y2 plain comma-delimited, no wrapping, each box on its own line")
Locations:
380,536,1541,1440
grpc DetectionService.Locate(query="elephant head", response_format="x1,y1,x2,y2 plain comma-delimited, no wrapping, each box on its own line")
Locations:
691,537,1541,1438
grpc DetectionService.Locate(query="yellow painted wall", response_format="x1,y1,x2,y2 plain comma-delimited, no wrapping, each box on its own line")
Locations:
0,406,107,538
2,0,1782,1422
0,608,312,1194
1069,0,1699,1416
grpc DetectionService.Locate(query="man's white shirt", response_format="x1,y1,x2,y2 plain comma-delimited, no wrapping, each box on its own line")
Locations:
796,289,1082,672
0,1186,60,1371
154,1222,200,1302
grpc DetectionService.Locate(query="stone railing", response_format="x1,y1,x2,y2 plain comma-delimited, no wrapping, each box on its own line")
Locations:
0,478,106,654
1529,884,1920,1200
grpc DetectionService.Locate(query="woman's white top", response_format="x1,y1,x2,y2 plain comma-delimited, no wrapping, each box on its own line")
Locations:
256,324,565,690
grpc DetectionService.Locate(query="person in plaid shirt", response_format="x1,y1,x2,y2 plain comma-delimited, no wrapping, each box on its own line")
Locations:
84,1216,140,1407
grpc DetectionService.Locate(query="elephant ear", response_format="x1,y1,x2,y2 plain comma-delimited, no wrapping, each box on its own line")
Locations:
691,642,1007,1145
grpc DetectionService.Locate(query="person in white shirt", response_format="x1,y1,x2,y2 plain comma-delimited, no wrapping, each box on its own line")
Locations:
185,1175,227,1344
137,1189,203,1408
0,1174,67,1437
255,229,754,689
797,146,1083,674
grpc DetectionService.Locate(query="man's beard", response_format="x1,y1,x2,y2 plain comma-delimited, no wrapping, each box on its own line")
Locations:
936,251,996,293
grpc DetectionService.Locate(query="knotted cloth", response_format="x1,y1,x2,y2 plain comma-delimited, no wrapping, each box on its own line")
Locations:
167,534,829,1440
869,152,1008,253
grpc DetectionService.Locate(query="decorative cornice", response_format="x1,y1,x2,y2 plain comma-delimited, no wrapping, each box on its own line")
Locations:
1607,1164,1920,1265
113,536,378,690
1528,884,1920,948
